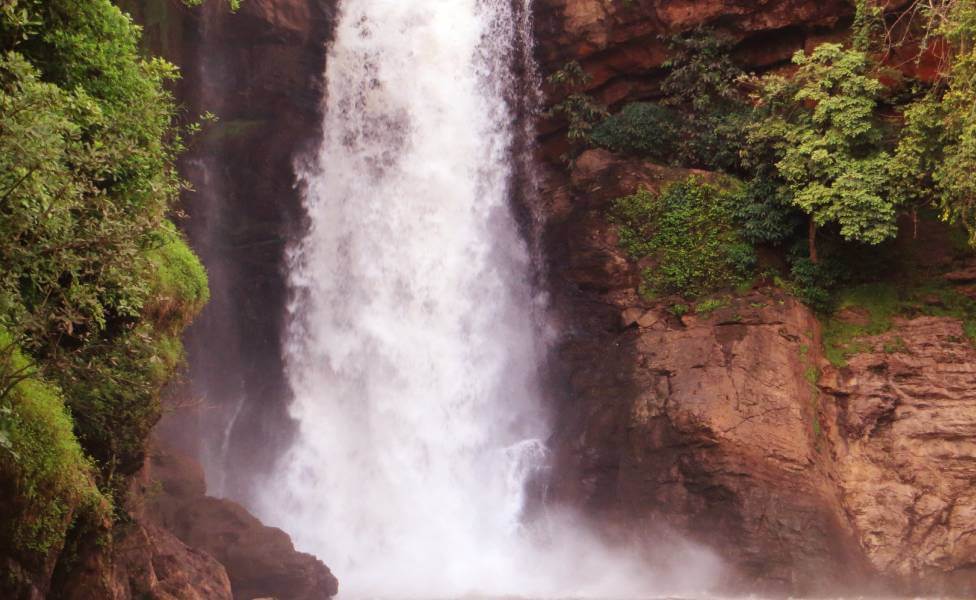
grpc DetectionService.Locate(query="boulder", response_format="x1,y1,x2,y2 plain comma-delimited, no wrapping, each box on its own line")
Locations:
142,445,339,600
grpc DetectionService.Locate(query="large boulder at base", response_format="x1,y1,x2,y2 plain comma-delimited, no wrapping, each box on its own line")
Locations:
140,444,339,600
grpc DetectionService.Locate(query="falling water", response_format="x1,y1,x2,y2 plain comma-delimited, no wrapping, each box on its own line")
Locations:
256,1,719,597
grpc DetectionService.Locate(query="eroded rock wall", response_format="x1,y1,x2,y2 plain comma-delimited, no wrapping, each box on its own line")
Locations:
822,317,976,595
533,0,853,106
138,445,339,600
542,150,871,594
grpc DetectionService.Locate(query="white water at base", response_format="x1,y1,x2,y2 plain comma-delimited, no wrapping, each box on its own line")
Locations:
255,1,720,598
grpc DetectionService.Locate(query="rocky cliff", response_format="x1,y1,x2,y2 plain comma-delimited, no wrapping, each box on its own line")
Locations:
54,441,337,600
540,146,976,596
529,3,976,595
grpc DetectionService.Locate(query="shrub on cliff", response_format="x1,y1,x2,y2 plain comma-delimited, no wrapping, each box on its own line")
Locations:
591,28,749,172
0,328,109,571
612,178,756,298
590,103,678,161
0,0,209,590
546,61,609,160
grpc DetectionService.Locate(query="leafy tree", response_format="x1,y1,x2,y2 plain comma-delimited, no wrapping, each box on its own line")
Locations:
852,0,976,242
923,3,976,242
747,44,896,261
660,28,750,172
545,61,608,150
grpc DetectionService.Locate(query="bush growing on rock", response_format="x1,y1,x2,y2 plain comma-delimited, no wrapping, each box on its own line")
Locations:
591,28,749,172
0,328,109,563
0,0,209,592
612,178,756,298
590,103,678,162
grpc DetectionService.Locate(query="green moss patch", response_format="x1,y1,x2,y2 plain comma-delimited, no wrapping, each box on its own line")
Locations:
0,328,109,559
144,221,210,331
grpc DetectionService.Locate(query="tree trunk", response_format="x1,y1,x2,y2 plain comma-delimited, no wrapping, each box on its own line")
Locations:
808,218,819,263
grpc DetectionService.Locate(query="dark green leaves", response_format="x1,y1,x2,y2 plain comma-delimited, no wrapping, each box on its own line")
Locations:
612,178,756,298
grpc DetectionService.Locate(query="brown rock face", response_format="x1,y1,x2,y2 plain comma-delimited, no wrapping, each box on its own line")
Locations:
53,506,233,600
54,443,335,600
822,317,976,595
142,446,339,600
541,149,976,594
533,0,854,104
529,0,855,162
124,0,337,500
543,151,868,594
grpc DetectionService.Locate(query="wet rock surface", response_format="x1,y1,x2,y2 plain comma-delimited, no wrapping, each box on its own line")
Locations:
56,521,234,600
124,0,337,497
542,150,865,593
55,443,336,600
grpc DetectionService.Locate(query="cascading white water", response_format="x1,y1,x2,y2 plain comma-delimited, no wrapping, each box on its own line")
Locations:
256,1,720,597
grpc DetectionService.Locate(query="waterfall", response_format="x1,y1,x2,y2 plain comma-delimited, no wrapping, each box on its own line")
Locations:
255,1,718,597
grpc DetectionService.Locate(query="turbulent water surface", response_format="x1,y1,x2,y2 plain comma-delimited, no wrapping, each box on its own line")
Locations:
255,1,719,597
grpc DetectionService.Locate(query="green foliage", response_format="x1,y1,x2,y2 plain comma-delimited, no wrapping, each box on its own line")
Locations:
0,1,186,352
546,61,608,143
748,44,898,245
57,326,184,499
791,259,835,312
589,103,678,161
182,0,242,9
845,1,976,244
661,28,750,172
0,0,209,520
590,29,749,172
611,178,756,298
0,327,109,558
916,23,976,243
694,297,729,314
145,223,210,332
851,0,887,52
888,93,947,211
669,303,689,317
661,27,744,113
731,176,803,245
